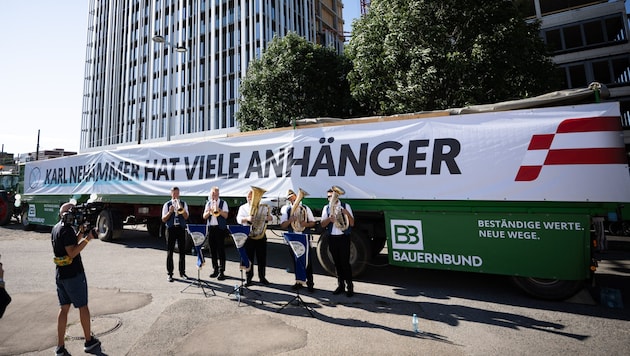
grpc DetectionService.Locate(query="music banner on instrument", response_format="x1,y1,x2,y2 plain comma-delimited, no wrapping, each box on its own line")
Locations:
228,225,251,271
284,232,309,284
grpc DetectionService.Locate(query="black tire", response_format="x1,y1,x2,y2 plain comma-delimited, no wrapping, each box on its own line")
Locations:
21,209,35,231
316,230,370,278
147,218,161,238
96,209,123,242
511,276,585,300
0,195,11,226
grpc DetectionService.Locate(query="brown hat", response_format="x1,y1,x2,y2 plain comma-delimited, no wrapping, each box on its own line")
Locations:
286,189,296,198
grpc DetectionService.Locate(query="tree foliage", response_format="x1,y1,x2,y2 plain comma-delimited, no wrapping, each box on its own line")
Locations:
345,0,561,115
236,32,354,131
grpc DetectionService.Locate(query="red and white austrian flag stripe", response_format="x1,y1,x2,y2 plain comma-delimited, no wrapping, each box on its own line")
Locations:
515,116,626,181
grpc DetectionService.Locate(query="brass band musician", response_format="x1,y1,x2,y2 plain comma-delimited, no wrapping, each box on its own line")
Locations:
280,189,316,292
161,186,189,282
320,186,355,297
236,189,272,286
203,186,229,281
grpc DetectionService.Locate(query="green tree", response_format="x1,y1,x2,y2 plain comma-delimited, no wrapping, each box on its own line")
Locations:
236,32,355,131
346,0,561,115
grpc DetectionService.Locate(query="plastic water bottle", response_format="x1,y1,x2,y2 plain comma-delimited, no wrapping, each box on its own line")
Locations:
234,284,240,301
412,313,419,333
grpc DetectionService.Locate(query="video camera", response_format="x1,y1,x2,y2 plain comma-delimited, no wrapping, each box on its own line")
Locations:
61,202,100,231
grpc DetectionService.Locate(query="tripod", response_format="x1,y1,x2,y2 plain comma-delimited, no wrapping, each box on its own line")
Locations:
278,285,314,317
228,268,261,306
181,267,216,297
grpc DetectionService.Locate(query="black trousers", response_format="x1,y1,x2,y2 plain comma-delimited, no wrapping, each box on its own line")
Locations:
288,240,314,287
207,226,227,272
328,233,352,288
245,237,267,281
166,226,186,276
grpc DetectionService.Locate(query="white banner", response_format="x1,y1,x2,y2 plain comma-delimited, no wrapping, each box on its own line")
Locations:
24,103,630,203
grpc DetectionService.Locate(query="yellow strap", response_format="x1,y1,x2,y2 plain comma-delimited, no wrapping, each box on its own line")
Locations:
53,256,73,266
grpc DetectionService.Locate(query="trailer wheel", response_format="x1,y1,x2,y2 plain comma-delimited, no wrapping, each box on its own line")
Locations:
21,209,35,231
316,230,370,278
147,218,161,238
511,276,584,300
0,195,11,225
96,210,123,242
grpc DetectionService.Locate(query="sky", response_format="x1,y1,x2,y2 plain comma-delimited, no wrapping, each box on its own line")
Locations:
0,1,361,157
1,1,625,156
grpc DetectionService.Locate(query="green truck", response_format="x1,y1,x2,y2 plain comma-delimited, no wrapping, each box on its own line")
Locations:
18,88,630,300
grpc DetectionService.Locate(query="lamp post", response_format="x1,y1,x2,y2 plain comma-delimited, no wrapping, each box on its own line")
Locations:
152,35,187,142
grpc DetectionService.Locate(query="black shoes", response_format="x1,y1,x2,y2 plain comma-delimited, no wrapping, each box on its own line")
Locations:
346,283,354,297
180,273,189,280
217,272,226,281
84,336,101,352
210,270,219,278
332,286,344,295
245,279,253,287
55,345,71,356
260,277,270,285
307,285,315,293
291,283,302,290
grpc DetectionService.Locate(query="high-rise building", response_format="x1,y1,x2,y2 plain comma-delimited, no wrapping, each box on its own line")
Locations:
524,0,630,131
80,0,345,152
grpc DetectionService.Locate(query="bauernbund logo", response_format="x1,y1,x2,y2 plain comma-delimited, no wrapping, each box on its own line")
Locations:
391,219,424,251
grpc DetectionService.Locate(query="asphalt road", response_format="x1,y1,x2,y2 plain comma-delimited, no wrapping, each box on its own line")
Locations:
1,222,629,355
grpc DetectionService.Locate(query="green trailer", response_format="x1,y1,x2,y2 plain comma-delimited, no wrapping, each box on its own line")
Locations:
19,91,630,299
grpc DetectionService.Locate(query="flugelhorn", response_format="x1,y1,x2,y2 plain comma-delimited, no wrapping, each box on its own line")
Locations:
249,186,270,239
290,188,309,232
329,186,349,231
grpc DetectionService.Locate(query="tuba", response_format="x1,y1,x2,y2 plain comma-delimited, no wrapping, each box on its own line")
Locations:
329,186,349,231
249,186,270,239
290,188,309,233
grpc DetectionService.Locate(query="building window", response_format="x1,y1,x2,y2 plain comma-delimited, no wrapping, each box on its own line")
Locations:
543,14,627,55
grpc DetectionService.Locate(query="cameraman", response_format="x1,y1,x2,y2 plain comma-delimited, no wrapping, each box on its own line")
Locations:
51,203,101,355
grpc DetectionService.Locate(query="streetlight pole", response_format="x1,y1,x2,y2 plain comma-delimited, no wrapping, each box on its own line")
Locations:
152,35,187,142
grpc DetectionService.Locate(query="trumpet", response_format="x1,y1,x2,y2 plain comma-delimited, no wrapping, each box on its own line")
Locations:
210,199,221,217
173,199,185,215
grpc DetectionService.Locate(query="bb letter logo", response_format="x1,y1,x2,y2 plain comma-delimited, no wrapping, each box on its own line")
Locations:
391,219,424,250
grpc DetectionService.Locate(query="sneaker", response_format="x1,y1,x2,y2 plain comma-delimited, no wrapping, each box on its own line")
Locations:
290,283,302,291
180,273,189,280
245,279,253,287
217,272,226,281
84,336,101,352
168,275,174,282
307,285,315,293
346,289,354,297
260,277,270,285
55,345,71,356
210,270,219,278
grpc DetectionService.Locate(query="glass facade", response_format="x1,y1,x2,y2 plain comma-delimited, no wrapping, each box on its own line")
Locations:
81,0,344,151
